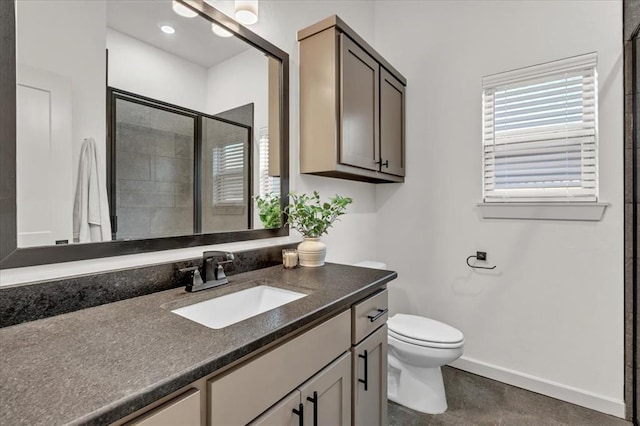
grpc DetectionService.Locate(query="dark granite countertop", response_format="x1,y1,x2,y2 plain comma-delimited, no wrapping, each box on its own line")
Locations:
0,263,396,425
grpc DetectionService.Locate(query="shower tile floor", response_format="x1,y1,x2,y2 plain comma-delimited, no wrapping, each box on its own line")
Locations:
388,367,630,426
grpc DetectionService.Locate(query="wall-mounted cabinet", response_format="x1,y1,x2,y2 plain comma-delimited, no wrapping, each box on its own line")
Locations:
298,16,406,183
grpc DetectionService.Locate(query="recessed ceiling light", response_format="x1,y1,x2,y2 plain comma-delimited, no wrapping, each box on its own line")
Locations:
161,25,176,34
235,0,258,25
172,1,197,18
211,23,233,38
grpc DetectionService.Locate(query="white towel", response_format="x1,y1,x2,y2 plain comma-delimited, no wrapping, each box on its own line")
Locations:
73,138,112,243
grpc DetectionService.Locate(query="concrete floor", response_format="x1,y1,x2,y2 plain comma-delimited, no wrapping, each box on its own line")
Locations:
388,367,630,426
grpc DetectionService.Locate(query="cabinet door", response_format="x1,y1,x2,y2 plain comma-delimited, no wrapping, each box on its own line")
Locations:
352,325,388,426
339,33,379,171
299,352,352,426
128,389,200,426
380,68,405,177
249,390,302,426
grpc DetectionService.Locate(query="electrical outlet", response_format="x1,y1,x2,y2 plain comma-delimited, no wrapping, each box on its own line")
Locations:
476,251,487,261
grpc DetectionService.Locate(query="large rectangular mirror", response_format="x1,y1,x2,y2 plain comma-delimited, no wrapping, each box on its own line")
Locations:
0,0,289,268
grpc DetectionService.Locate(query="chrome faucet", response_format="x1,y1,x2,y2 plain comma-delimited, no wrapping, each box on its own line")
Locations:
179,251,235,292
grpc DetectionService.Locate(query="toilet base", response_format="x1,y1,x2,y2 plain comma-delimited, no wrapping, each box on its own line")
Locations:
388,362,448,414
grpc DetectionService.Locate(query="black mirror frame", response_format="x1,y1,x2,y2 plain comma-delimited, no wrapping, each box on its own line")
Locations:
0,0,289,269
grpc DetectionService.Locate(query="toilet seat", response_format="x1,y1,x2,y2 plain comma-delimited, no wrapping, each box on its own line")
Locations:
388,314,464,349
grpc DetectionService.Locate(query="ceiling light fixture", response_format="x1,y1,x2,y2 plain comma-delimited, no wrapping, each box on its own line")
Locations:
172,1,198,18
211,23,233,38
160,25,176,34
234,0,258,25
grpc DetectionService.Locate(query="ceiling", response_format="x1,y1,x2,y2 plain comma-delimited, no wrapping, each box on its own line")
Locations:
106,0,251,69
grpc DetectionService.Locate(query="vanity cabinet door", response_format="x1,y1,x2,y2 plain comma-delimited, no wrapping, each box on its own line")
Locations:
208,310,350,425
299,352,352,426
339,33,380,172
249,390,302,426
352,325,388,426
380,68,405,177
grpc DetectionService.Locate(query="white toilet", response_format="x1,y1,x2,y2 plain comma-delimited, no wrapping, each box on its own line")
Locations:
387,313,464,414
354,261,465,415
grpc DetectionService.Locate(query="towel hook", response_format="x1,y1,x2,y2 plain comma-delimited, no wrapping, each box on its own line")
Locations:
466,252,496,270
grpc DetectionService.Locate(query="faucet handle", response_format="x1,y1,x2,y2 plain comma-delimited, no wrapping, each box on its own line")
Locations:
179,266,204,286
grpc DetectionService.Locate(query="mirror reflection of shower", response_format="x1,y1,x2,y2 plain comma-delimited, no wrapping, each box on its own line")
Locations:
110,91,254,241
14,0,282,248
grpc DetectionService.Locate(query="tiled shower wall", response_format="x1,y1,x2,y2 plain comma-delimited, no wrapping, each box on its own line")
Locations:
115,100,195,240
623,0,639,422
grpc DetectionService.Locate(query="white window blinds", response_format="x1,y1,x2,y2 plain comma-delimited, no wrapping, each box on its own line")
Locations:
213,142,244,205
258,127,280,196
482,52,598,202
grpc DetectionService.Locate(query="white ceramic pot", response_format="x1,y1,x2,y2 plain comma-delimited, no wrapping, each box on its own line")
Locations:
297,237,327,267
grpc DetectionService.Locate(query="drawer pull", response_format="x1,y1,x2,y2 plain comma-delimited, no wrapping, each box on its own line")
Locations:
306,391,318,426
367,308,388,323
358,350,368,391
292,403,304,426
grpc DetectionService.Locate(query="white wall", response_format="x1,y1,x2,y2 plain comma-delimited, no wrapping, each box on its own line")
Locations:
248,0,380,265
16,0,107,228
107,29,208,112
374,0,624,416
206,48,267,122
206,48,268,228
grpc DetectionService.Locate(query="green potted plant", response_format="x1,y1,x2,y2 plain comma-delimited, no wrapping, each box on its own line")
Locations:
254,192,282,229
286,191,353,267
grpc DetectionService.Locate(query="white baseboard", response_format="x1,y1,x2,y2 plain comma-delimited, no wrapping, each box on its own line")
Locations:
450,356,626,419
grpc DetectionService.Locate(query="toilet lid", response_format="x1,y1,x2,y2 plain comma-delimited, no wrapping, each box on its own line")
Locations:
388,314,464,344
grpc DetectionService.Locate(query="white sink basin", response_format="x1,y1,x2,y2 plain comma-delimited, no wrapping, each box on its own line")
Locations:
171,285,307,329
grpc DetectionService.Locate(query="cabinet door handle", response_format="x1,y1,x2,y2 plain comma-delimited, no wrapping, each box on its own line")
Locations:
306,391,318,426
375,159,389,169
358,350,369,391
292,403,304,426
367,308,388,322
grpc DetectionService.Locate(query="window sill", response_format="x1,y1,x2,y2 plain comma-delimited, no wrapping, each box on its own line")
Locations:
477,202,608,221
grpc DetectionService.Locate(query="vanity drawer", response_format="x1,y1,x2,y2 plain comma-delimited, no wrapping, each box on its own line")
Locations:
352,289,388,344
127,389,200,426
208,309,351,425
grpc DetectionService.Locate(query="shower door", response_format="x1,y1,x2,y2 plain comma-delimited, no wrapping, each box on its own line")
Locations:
110,93,197,241
108,90,253,241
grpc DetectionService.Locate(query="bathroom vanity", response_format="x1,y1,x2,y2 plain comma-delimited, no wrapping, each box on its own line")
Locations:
0,263,395,425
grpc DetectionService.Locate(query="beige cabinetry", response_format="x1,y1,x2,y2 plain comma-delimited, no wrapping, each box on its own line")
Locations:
249,389,301,426
117,288,389,426
299,352,352,426
126,389,201,426
209,310,351,425
380,69,405,177
298,16,406,183
251,352,352,426
351,289,389,426
352,325,388,426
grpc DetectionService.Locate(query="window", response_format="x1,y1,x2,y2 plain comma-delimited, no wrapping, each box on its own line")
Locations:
213,142,245,205
258,127,280,196
482,53,598,203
